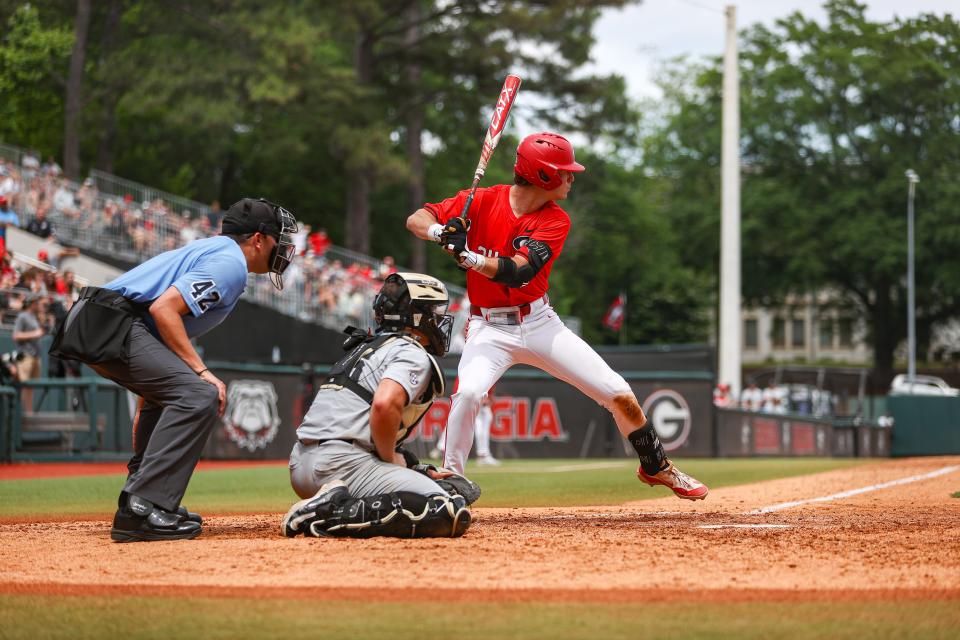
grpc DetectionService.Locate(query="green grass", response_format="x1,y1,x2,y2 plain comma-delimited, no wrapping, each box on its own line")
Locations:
463,457,864,508
0,595,957,640
0,458,864,517
952,491,960,499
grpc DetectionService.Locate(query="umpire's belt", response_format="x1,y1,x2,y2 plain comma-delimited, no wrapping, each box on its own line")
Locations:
470,295,548,325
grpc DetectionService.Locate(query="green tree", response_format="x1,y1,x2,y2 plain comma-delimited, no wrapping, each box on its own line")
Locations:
644,0,960,378
9,1,637,247
106,2,354,213
552,151,711,345
0,3,73,154
323,0,637,257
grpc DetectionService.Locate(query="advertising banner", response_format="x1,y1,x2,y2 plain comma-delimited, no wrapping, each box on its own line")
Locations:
203,356,715,460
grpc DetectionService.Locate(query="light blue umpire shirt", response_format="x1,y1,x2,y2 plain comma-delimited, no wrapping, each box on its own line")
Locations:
105,235,248,340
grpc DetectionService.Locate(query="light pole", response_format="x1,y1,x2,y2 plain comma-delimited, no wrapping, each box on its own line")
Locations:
905,169,919,382
719,5,741,398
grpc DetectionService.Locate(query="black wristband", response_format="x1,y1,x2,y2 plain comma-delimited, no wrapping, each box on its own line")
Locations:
195,368,209,376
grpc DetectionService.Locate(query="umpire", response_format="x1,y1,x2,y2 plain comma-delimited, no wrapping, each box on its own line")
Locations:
50,198,298,542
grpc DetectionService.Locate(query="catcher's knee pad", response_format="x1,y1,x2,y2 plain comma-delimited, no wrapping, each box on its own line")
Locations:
307,492,471,539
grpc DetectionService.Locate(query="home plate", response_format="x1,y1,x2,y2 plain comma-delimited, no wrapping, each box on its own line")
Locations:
698,524,793,529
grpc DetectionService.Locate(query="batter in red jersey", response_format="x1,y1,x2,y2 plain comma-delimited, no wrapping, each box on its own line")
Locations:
407,132,707,500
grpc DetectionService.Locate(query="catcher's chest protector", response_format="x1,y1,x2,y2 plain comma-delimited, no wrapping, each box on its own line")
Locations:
322,332,444,444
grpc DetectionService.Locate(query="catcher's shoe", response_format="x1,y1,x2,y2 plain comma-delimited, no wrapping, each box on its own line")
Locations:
637,463,708,500
281,480,350,538
111,495,202,542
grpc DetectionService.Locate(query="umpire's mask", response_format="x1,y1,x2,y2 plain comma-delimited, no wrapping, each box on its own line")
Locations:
373,272,454,357
222,198,299,290
266,204,298,290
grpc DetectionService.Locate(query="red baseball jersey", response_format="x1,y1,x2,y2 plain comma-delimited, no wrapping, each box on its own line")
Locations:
424,184,570,308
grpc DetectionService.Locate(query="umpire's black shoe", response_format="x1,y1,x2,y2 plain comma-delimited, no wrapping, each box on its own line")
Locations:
117,492,202,526
111,495,202,543
177,506,203,525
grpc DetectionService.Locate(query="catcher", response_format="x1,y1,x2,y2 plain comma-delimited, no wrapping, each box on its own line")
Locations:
281,272,478,538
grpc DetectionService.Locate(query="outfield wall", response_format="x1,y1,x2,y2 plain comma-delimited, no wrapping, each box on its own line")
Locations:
714,409,891,458
887,396,960,456
200,345,717,461
4,345,902,462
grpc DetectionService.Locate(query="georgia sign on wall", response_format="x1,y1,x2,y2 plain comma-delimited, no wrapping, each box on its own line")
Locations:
642,389,692,451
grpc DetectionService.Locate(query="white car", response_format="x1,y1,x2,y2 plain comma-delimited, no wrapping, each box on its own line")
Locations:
889,374,960,397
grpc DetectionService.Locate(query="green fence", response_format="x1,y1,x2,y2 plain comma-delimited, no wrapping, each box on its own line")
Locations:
0,385,16,462
887,395,960,456
1,378,131,462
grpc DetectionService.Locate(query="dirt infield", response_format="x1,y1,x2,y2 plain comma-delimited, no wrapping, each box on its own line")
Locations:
1,457,958,603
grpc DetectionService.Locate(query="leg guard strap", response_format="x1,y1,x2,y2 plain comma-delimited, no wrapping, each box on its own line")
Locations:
628,424,669,475
307,492,471,539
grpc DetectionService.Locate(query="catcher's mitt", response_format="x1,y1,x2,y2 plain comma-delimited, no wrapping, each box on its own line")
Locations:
411,463,481,506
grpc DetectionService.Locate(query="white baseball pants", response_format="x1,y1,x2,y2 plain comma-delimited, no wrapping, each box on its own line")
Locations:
443,300,635,474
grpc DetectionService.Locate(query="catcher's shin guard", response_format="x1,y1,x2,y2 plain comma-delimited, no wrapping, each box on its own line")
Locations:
306,492,471,539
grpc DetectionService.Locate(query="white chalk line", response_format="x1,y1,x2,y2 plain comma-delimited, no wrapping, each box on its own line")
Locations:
745,465,960,515
699,524,792,529
538,511,692,520
498,462,630,474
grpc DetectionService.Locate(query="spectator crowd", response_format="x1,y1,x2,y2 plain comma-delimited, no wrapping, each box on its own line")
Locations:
714,378,835,417
0,249,83,410
0,148,465,335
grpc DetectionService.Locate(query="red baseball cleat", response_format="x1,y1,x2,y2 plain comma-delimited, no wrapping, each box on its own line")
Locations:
638,463,708,500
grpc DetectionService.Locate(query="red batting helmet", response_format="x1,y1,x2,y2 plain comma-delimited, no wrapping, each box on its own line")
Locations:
514,132,585,190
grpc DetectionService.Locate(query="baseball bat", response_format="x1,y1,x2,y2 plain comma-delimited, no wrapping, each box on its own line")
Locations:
457,74,522,222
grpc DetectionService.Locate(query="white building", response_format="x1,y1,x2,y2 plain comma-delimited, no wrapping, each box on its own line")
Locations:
740,292,871,365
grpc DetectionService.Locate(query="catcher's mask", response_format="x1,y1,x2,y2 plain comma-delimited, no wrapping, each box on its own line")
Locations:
222,197,299,290
372,272,453,357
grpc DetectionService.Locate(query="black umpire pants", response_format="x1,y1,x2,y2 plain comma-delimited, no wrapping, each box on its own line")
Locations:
87,317,220,512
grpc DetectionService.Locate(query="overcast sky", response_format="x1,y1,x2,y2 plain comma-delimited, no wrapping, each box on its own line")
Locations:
589,0,958,101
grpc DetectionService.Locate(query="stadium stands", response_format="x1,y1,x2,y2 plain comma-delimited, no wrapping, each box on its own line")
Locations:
0,142,467,334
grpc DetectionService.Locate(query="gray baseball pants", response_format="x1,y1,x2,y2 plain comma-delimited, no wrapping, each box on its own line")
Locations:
289,439,447,500
89,319,220,512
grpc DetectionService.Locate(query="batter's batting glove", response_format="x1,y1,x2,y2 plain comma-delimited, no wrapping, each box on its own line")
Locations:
439,217,470,255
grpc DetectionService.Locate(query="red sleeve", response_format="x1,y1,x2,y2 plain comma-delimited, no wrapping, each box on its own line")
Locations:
516,212,570,261
423,190,470,224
